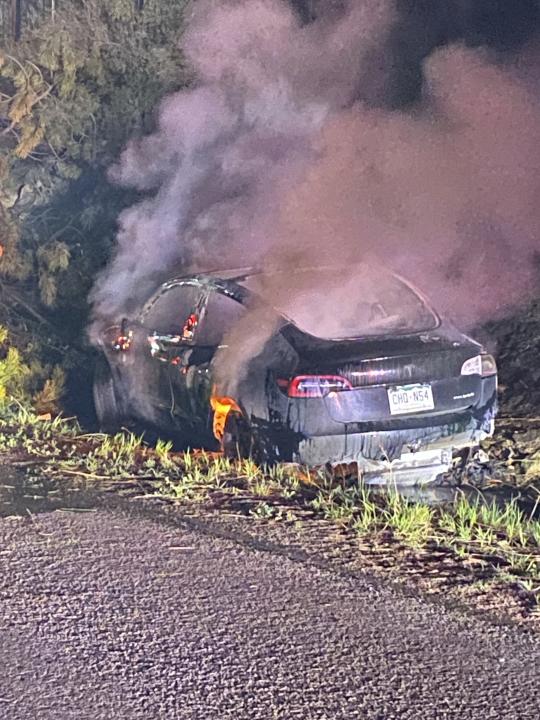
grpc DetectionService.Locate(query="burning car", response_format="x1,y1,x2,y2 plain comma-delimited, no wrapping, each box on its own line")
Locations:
94,265,497,484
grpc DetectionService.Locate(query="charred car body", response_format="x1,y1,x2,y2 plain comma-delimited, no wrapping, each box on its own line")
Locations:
94,265,497,484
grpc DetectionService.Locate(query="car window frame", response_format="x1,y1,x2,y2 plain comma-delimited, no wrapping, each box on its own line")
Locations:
191,286,247,349
139,280,211,345
139,280,203,323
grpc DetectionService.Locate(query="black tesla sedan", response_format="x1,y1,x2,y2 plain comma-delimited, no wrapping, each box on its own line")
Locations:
94,265,497,484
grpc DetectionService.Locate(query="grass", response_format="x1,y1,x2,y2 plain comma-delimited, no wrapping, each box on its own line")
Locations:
385,491,434,547
0,405,539,591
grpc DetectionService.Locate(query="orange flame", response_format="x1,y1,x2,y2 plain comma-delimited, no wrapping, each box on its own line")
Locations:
210,395,241,442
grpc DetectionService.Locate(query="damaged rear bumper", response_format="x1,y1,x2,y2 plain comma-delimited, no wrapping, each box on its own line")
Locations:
293,411,495,486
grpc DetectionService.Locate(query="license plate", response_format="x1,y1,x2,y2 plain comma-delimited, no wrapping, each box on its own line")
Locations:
387,383,434,415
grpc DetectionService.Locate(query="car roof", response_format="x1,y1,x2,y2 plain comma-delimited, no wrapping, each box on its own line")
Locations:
158,264,432,304
141,264,448,341
166,266,258,283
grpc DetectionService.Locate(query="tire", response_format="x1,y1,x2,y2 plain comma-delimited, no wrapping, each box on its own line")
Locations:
222,413,253,460
222,412,278,465
93,359,124,433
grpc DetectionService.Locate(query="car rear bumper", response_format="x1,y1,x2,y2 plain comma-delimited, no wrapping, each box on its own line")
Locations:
292,411,495,485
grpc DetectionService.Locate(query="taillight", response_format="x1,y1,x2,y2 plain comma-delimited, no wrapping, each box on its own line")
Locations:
286,375,352,398
461,354,497,377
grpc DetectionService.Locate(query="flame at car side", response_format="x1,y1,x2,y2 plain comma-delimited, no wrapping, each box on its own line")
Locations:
210,394,241,443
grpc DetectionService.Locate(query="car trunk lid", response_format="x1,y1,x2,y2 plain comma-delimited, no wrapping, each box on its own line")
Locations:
284,327,480,385
282,326,490,425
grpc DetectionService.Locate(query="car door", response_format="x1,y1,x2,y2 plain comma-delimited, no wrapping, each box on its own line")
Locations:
169,287,246,439
139,282,207,426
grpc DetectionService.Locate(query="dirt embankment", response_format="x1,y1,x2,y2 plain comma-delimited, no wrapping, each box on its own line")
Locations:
488,300,540,418
472,300,540,486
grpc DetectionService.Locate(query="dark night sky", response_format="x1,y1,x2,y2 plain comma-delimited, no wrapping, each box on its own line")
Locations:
290,0,540,106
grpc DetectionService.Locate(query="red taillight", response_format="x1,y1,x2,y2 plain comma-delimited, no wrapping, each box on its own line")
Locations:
285,375,352,398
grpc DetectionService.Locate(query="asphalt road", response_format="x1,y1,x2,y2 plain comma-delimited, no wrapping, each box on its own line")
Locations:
0,507,539,720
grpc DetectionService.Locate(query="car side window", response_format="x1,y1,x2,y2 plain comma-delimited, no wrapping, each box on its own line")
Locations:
195,290,245,346
141,284,202,334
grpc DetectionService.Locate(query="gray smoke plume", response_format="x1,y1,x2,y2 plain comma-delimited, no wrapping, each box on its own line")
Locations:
90,0,391,321
90,0,540,395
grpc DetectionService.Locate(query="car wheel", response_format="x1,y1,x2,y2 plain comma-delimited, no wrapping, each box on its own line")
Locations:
93,359,124,433
222,412,252,460
222,413,278,465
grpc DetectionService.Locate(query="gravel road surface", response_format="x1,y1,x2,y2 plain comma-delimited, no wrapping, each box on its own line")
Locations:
0,507,539,719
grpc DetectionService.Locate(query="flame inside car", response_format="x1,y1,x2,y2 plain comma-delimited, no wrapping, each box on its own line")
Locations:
114,330,133,353
182,313,199,341
101,319,134,354
210,395,241,443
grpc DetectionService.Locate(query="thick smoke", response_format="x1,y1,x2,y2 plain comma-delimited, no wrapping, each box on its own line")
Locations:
268,45,540,324
91,0,390,320
90,0,540,395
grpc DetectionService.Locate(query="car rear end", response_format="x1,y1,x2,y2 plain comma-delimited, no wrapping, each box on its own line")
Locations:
274,329,497,484
238,264,498,484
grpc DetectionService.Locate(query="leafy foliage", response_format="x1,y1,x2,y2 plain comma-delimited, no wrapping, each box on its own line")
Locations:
0,0,190,410
0,343,30,405
0,322,64,411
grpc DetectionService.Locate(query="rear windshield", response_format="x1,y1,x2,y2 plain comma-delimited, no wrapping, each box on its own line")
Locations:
240,265,438,339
